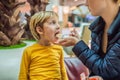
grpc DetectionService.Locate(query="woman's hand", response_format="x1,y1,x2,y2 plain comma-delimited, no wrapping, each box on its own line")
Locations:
55,28,81,47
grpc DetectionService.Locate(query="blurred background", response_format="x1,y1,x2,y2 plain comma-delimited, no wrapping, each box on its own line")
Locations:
1,0,119,80
18,0,96,27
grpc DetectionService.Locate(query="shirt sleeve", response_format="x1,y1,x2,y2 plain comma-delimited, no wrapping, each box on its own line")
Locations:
60,47,68,80
19,48,31,80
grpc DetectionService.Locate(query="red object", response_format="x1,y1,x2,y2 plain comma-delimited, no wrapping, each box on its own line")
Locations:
89,77,99,80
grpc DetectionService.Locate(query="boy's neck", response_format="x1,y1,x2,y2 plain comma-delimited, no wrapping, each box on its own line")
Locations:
38,39,53,46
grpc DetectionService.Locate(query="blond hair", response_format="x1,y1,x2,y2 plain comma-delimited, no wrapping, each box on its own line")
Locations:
29,11,58,41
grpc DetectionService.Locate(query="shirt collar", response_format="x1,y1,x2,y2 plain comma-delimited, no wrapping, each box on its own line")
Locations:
89,16,105,34
107,10,120,36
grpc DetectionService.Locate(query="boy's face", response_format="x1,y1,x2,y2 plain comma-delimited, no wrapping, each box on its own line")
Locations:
41,16,61,43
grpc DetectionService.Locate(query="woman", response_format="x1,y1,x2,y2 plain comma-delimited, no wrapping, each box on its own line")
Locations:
57,0,120,80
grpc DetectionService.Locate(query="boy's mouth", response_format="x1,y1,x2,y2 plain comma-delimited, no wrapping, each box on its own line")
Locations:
55,33,62,39
54,31,62,42
53,33,61,43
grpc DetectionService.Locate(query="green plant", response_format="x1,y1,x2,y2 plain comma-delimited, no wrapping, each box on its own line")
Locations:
0,42,26,49
0,0,25,46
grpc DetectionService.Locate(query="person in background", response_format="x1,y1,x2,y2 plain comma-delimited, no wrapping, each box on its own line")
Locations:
57,0,120,80
20,0,49,24
40,0,49,11
20,0,50,40
19,11,68,80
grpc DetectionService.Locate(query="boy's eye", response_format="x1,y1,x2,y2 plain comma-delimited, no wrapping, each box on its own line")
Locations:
52,21,56,24
49,21,56,24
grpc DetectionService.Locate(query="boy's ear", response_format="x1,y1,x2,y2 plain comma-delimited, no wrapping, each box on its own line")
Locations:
36,26,43,34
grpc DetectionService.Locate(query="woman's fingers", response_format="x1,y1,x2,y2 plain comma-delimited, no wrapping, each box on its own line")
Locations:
58,38,70,46
54,39,67,46
71,28,80,39
70,28,76,36
57,37,79,46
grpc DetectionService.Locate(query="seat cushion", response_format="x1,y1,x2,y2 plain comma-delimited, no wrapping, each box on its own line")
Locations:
64,57,89,80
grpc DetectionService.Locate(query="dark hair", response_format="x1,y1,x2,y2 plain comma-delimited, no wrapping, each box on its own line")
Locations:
113,0,118,3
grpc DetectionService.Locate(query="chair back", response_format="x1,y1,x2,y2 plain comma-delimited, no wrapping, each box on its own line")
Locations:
64,57,89,80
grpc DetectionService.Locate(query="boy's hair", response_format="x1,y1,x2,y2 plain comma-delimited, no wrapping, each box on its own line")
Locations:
29,11,58,41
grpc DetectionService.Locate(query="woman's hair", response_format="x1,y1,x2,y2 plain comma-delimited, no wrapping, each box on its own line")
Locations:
113,0,118,3
29,11,58,41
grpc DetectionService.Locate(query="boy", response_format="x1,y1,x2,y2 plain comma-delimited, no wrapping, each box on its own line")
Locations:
19,11,68,80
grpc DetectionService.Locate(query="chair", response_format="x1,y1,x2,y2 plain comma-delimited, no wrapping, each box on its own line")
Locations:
81,25,91,45
64,57,89,80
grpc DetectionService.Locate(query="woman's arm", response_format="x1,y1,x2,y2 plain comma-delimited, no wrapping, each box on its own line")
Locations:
73,40,120,79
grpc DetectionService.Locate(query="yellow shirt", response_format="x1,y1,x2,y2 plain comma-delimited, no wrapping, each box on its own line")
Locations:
19,43,68,80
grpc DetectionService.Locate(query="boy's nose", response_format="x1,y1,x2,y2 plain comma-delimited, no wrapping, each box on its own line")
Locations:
56,24,60,29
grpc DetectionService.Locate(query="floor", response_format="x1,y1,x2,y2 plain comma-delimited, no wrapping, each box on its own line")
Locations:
0,41,34,80
0,41,69,80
